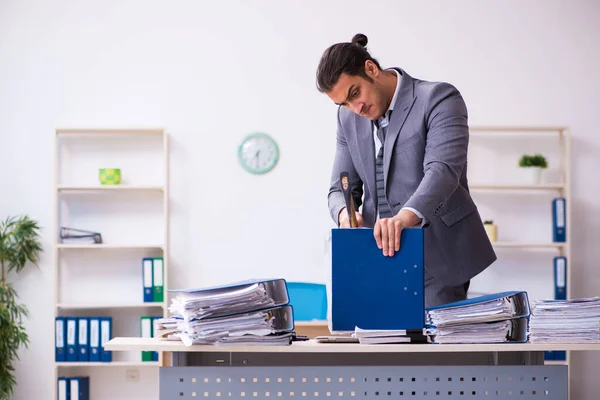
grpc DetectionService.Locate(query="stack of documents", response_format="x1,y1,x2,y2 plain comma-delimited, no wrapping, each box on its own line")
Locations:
425,291,531,344
529,297,600,343
158,278,295,346
352,327,429,344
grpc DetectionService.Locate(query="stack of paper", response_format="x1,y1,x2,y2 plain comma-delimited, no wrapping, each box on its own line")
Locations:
425,291,531,344
352,327,428,344
157,279,295,346
157,306,294,346
529,297,600,343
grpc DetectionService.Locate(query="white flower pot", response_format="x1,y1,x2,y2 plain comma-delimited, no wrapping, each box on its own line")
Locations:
522,166,543,185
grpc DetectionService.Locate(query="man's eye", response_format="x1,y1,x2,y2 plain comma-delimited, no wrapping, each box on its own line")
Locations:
351,90,359,98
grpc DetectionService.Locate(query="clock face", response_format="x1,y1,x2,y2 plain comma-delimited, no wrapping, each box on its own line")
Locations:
238,133,279,174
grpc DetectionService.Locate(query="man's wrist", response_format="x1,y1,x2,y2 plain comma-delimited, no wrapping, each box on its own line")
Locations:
338,207,347,225
395,208,422,228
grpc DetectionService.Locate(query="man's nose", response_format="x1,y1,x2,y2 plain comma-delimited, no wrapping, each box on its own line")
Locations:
352,102,364,115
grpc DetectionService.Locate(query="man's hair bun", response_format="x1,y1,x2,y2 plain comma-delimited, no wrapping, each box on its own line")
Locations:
351,33,368,48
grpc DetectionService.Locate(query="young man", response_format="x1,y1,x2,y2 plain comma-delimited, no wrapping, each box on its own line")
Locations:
316,33,496,307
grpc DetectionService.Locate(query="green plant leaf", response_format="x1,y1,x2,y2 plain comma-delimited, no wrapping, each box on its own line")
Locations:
0,214,42,400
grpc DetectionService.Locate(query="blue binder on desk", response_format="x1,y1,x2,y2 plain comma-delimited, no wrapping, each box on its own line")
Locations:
331,227,425,331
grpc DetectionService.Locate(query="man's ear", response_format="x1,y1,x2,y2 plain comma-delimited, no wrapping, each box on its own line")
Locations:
364,60,379,78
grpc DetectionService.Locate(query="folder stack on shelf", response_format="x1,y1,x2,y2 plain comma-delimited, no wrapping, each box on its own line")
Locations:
155,278,295,346
529,297,600,343
424,291,531,344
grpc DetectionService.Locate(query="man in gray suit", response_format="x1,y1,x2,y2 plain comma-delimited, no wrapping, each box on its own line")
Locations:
316,34,496,307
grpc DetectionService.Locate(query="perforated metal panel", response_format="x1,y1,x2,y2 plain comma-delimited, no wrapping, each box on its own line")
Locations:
160,365,567,399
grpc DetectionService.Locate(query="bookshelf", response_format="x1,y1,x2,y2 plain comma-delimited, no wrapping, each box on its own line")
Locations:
53,128,169,400
466,126,571,385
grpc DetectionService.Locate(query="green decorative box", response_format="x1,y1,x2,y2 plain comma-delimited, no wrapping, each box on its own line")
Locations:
99,168,122,185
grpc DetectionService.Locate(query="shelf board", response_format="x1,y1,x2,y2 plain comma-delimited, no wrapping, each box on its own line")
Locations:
56,128,164,135
469,126,566,134
57,303,165,310
57,185,164,192
56,244,164,250
544,360,567,365
492,242,566,249
470,184,564,191
56,361,159,368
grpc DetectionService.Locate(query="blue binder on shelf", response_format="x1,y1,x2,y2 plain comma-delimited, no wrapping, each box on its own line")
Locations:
55,317,66,362
69,376,90,400
331,227,424,331
545,256,567,362
554,256,567,300
152,316,160,361
552,197,566,242
142,257,154,303
57,377,69,400
66,317,78,362
77,318,89,362
100,316,112,362
89,317,101,362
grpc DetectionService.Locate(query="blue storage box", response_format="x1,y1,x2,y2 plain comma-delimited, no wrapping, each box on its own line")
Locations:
286,282,327,321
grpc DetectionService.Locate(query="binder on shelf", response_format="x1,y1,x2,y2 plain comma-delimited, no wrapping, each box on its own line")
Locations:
141,316,153,361
330,227,425,332
77,318,89,362
59,227,102,244
100,317,112,362
142,258,154,302
66,317,78,362
57,377,69,400
554,256,567,300
552,197,566,242
55,316,66,362
152,257,164,303
89,317,100,362
69,376,90,400
152,316,160,361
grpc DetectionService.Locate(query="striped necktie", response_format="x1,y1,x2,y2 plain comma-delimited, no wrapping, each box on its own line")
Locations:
375,120,393,218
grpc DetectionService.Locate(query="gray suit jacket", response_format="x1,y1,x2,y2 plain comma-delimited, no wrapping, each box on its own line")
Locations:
328,68,496,286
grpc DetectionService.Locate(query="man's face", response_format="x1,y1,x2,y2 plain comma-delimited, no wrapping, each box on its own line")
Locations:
327,61,387,120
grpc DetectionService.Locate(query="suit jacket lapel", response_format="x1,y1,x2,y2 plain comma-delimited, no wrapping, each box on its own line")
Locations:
384,68,417,187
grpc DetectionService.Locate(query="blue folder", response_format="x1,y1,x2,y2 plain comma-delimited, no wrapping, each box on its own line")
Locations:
55,317,66,362
331,227,424,331
552,197,566,242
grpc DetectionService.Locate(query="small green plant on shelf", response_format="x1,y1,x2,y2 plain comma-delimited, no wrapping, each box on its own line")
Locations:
518,154,548,168
0,215,43,400
483,220,494,225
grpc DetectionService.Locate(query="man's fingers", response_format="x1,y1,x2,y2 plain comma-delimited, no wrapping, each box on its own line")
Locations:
394,219,402,251
374,220,382,249
381,220,389,256
387,220,395,257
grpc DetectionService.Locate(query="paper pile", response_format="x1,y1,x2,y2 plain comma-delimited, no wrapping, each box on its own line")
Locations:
529,297,600,343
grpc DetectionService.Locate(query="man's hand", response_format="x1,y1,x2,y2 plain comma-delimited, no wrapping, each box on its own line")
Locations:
338,207,364,228
374,209,422,256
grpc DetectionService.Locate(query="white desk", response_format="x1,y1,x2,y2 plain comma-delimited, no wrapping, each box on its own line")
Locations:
106,338,600,399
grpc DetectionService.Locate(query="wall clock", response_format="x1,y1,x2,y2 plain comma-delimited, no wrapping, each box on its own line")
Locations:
237,132,279,174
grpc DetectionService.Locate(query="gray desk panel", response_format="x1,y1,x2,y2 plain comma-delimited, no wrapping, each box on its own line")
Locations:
161,365,567,399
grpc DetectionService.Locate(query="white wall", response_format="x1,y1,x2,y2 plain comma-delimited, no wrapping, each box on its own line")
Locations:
1,0,599,398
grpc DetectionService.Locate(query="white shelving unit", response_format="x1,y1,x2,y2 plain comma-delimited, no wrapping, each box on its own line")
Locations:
53,128,169,400
467,126,571,385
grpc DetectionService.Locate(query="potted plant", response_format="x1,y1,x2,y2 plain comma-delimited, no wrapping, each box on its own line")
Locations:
483,220,497,242
518,154,548,185
0,215,42,400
